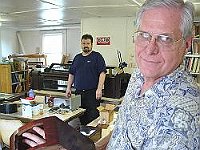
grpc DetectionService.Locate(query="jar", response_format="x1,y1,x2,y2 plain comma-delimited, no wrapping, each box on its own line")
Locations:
48,96,54,107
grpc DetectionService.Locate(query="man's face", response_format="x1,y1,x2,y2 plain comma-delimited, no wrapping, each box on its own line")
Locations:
135,7,190,82
81,38,93,53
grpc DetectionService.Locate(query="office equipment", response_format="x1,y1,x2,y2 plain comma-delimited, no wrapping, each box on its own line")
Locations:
53,95,81,111
31,63,71,91
0,103,18,114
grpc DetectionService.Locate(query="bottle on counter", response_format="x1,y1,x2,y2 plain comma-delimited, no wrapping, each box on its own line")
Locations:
28,89,35,99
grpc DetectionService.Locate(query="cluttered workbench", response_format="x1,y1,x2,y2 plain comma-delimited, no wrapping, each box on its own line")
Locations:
0,94,85,123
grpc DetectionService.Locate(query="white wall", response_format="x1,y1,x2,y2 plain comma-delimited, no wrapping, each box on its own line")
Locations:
18,29,81,61
0,28,18,59
81,17,137,73
67,28,81,60
18,31,42,54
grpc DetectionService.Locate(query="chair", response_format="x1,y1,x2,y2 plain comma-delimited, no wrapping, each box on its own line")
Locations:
10,116,95,150
0,119,23,148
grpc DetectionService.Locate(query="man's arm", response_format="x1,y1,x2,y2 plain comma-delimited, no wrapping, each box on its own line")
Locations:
22,127,111,150
96,72,106,99
66,74,74,98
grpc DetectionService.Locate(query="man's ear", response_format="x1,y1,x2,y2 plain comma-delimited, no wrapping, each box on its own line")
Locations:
184,36,192,54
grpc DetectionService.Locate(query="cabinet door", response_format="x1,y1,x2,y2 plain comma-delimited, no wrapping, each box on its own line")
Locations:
0,64,12,93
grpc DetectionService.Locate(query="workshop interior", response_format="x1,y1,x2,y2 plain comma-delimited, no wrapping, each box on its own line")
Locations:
0,0,200,149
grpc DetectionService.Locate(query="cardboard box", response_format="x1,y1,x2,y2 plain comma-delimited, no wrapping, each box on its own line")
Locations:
98,104,115,126
22,103,43,117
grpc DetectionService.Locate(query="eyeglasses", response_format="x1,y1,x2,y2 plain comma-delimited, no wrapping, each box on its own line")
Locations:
133,31,183,49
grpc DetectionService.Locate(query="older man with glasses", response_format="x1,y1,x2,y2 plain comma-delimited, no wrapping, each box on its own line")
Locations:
106,0,200,150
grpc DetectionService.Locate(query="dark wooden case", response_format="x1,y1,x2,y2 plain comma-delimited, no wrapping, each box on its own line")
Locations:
10,116,95,150
104,73,131,98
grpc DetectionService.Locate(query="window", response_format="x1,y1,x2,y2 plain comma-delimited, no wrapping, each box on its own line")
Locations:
42,31,65,66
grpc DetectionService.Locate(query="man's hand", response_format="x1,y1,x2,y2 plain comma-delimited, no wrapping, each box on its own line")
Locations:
65,88,72,98
96,88,102,100
22,127,46,147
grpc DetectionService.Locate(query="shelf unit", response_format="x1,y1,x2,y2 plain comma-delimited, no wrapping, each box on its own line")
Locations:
8,53,47,67
0,64,29,94
184,21,200,83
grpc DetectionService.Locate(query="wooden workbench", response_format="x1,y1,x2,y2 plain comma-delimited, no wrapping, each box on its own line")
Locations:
0,95,85,123
0,107,85,123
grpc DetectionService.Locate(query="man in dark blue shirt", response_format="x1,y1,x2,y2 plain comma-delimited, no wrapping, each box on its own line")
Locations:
66,34,107,125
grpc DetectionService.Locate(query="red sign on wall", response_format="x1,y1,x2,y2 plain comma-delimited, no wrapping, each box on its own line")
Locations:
96,37,110,45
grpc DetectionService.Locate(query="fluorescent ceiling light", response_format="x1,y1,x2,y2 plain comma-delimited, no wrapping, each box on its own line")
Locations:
131,0,142,6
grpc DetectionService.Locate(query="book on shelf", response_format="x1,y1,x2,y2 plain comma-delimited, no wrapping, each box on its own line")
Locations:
15,84,23,93
10,63,15,72
184,57,200,73
18,74,23,82
196,59,200,73
11,73,19,83
191,57,199,73
192,39,200,54
188,57,194,72
194,24,200,36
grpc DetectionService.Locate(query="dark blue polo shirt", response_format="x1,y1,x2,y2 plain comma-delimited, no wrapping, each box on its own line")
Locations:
69,51,106,91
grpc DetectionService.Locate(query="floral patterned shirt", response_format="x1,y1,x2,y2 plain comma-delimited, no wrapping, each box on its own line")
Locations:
107,67,200,150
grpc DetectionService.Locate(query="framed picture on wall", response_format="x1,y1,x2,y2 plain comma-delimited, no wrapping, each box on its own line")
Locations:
96,37,110,45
